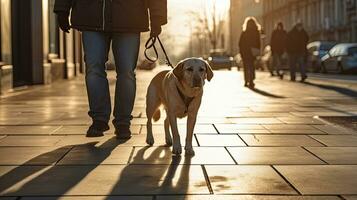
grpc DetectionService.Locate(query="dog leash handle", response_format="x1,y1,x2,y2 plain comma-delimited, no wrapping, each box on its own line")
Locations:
144,36,173,68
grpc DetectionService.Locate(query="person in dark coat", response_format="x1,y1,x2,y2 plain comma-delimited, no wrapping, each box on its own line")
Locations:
270,22,287,79
287,22,309,82
239,17,261,88
54,0,167,138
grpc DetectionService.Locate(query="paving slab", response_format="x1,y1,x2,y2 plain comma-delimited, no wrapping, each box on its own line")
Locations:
305,147,357,164
263,125,316,130
240,135,324,147
205,165,297,194
0,126,60,135
55,135,117,147
22,196,151,200
278,117,324,125
57,144,133,165
141,124,218,134
0,165,209,196
275,165,357,195
228,118,283,124
343,196,357,200
311,135,357,146
227,147,324,165
268,129,326,135
0,146,71,165
0,136,64,147
215,124,266,133
156,195,341,200
130,147,235,165
313,125,354,135
0,136,5,140
195,135,246,146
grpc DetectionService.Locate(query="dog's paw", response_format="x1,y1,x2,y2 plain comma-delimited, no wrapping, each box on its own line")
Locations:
146,136,155,146
172,144,182,155
185,146,195,156
165,136,173,146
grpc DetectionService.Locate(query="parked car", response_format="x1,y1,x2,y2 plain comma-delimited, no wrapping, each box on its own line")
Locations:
321,43,357,74
307,41,337,72
207,49,234,70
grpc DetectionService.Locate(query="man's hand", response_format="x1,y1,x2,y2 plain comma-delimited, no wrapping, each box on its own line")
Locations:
57,12,70,33
150,25,162,37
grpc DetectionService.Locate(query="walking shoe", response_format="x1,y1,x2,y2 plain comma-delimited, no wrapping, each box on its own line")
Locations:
248,82,255,89
244,82,249,87
86,121,110,137
115,125,132,139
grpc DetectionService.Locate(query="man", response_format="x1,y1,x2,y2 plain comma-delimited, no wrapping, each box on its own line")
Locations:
287,22,309,82
270,22,287,79
54,0,167,138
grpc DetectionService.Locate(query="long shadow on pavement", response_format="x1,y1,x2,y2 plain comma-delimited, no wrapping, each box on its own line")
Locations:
303,81,357,98
249,87,286,99
0,137,125,198
0,138,194,198
105,146,192,197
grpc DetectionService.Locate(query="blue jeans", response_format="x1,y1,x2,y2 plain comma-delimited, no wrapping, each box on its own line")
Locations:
289,54,307,80
82,31,140,126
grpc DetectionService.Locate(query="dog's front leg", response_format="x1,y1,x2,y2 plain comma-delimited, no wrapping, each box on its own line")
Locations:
168,113,182,155
185,112,197,155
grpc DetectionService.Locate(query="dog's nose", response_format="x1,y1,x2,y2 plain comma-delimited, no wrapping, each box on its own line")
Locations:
193,77,202,87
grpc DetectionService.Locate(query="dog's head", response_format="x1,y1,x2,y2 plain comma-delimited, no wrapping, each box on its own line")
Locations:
173,58,213,89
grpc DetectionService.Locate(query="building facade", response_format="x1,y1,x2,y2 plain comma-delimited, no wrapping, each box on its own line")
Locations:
229,0,264,55
0,0,83,95
262,0,357,46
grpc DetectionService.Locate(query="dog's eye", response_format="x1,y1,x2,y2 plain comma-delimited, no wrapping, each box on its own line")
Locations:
187,68,193,72
199,68,205,72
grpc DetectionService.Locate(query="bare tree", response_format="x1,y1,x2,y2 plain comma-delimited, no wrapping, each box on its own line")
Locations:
188,0,227,50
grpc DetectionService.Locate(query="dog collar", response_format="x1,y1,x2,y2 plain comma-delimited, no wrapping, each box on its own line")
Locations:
176,84,195,108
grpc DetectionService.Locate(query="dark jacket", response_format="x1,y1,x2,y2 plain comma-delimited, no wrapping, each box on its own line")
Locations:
239,30,261,61
54,0,167,33
271,29,287,55
287,27,309,55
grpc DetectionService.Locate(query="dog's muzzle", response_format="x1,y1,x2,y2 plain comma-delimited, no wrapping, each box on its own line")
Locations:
192,76,203,88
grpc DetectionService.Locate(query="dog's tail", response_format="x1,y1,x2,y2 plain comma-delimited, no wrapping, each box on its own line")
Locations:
153,108,161,122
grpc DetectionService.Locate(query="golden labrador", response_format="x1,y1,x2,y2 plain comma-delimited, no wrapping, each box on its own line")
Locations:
145,58,213,155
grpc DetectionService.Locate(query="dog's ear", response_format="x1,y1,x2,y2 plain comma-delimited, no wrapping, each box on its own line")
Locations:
173,60,185,80
204,60,214,81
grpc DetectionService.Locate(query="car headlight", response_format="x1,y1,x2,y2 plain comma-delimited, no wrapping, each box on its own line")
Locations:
208,57,213,61
229,57,234,61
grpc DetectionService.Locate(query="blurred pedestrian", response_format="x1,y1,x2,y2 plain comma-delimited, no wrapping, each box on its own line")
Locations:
270,22,287,79
239,17,261,88
287,22,309,82
54,0,167,138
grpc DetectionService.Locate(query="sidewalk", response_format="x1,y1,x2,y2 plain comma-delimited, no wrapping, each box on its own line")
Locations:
0,68,357,199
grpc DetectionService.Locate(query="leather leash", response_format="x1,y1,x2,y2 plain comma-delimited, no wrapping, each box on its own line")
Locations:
144,36,174,68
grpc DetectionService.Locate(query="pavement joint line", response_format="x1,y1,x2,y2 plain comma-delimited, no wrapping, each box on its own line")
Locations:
194,134,200,146
212,124,220,134
236,134,249,146
270,165,302,195
127,146,136,164
224,146,238,165
307,135,328,147
301,146,329,164
338,195,347,200
201,164,214,194
54,145,74,165
49,125,63,135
